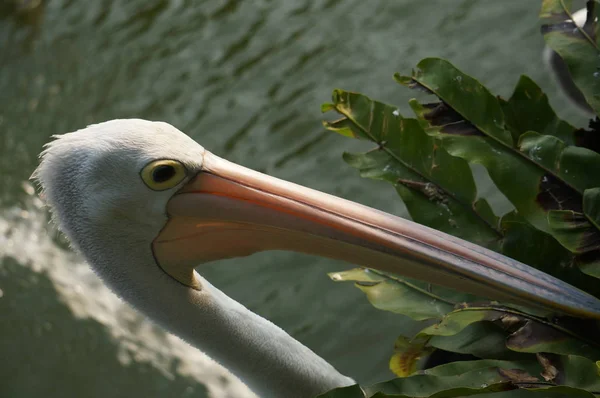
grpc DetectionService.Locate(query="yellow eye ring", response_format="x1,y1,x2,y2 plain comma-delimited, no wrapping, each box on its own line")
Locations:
141,160,187,191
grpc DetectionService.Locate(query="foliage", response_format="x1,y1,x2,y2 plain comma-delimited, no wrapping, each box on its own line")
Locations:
321,1,600,397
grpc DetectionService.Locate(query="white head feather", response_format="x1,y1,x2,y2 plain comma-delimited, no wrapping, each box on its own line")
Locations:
33,119,204,255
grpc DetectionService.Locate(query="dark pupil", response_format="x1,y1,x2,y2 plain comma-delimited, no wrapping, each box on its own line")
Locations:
152,165,176,183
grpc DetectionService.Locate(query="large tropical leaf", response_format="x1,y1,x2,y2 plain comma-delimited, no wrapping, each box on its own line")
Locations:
397,59,600,226
323,88,599,292
416,305,600,361
396,58,600,281
320,3,600,397
499,75,577,145
328,268,460,321
320,58,600,398
319,357,600,397
322,92,502,250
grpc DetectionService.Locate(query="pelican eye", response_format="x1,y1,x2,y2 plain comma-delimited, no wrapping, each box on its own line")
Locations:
141,160,187,191
153,165,176,182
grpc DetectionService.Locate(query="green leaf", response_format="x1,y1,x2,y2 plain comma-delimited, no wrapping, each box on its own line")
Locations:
417,307,502,337
405,93,547,233
422,359,540,377
540,0,600,116
500,211,599,294
474,198,500,228
578,252,600,280
317,384,365,398
428,322,525,360
417,306,600,361
578,188,600,279
343,357,600,397
417,118,548,231
324,384,598,398
505,320,600,359
475,387,596,397
399,59,600,232
500,75,577,145
499,211,570,273
328,268,464,321
322,51,600,397
352,279,454,321
323,82,600,293
518,132,600,193
366,366,516,397
584,187,600,230
394,59,512,146
557,355,600,392
548,210,600,253
322,90,503,250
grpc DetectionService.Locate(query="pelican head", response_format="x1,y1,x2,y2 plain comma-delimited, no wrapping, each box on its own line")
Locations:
34,119,203,248
32,119,600,397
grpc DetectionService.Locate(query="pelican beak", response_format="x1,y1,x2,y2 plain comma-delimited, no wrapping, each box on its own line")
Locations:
153,151,600,319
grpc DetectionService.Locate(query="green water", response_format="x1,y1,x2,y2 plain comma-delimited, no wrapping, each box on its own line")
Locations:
1,1,588,397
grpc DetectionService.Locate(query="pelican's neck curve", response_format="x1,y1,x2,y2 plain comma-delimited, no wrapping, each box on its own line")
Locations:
86,237,354,398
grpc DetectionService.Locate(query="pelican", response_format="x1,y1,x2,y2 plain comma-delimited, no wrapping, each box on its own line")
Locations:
543,7,592,113
33,119,600,398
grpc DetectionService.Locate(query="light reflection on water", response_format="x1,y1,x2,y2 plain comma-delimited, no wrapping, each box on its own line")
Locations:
1,0,587,397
